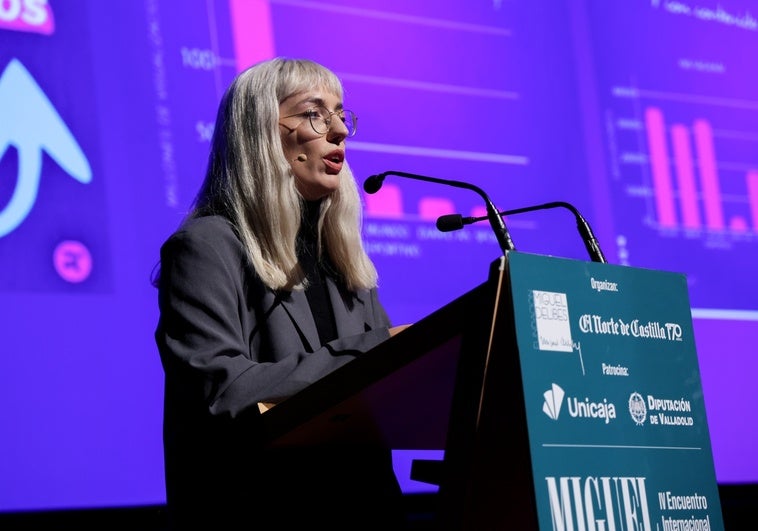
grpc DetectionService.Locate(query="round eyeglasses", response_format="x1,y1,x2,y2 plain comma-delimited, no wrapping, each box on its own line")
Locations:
281,106,357,137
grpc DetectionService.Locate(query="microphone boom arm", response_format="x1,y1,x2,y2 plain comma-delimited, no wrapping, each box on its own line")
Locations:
437,200,606,263
366,171,516,254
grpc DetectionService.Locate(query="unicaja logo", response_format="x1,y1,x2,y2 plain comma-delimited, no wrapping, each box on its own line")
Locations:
543,383,617,424
542,383,565,420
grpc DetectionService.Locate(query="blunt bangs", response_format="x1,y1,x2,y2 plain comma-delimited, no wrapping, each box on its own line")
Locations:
276,59,344,103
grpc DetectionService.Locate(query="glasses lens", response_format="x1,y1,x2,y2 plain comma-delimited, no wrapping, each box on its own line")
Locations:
308,107,357,137
344,110,357,137
309,107,329,135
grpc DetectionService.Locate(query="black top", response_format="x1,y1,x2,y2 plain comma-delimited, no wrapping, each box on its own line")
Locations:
298,199,338,345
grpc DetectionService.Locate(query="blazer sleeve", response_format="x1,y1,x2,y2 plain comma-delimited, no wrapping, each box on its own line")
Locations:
155,217,392,419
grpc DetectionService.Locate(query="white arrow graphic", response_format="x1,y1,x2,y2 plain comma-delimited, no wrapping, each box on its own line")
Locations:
0,58,92,238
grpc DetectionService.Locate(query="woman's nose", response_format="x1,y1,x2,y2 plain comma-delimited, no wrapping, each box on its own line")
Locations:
327,117,348,142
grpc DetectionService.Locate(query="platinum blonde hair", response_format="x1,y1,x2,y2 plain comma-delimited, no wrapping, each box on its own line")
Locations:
189,57,378,291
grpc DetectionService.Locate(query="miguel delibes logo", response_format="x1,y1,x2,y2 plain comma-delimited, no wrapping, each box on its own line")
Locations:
532,290,573,352
543,383,617,424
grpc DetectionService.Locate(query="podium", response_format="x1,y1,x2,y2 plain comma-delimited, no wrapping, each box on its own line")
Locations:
259,251,726,530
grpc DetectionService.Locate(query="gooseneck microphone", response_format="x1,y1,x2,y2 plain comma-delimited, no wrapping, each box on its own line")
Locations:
436,201,607,263
363,170,516,254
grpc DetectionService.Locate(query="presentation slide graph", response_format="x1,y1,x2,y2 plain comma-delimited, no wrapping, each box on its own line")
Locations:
602,83,758,311
229,0,275,71
365,185,488,222
645,106,758,234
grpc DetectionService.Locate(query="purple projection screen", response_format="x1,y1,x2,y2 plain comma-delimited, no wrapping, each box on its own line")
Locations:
1,0,757,511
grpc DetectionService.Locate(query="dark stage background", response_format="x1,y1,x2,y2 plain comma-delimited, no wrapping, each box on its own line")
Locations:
1,0,756,524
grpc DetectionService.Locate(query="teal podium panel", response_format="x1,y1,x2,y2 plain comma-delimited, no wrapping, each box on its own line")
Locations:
258,249,726,530
508,251,725,531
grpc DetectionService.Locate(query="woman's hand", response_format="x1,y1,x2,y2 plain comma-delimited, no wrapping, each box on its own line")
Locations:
389,324,412,337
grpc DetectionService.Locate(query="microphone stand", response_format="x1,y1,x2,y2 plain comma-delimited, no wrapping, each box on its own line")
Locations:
437,201,606,263
365,170,516,254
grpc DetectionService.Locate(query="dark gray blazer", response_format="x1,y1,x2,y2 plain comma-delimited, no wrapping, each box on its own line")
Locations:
154,215,401,528
156,214,392,416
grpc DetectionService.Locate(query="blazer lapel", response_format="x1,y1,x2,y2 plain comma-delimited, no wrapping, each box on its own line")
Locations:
277,280,366,349
327,278,365,337
278,290,320,352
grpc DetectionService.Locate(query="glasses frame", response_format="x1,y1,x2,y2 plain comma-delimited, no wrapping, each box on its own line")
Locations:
281,105,357,137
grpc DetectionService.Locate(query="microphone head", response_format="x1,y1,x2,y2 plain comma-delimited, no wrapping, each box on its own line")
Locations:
436,214,465,232
363,174,385,194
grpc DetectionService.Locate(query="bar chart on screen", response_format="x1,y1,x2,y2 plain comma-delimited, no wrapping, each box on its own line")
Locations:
228,0,275,71
608,87,758,248
364,184,489,221
643,106,758,236
602,84,758,309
